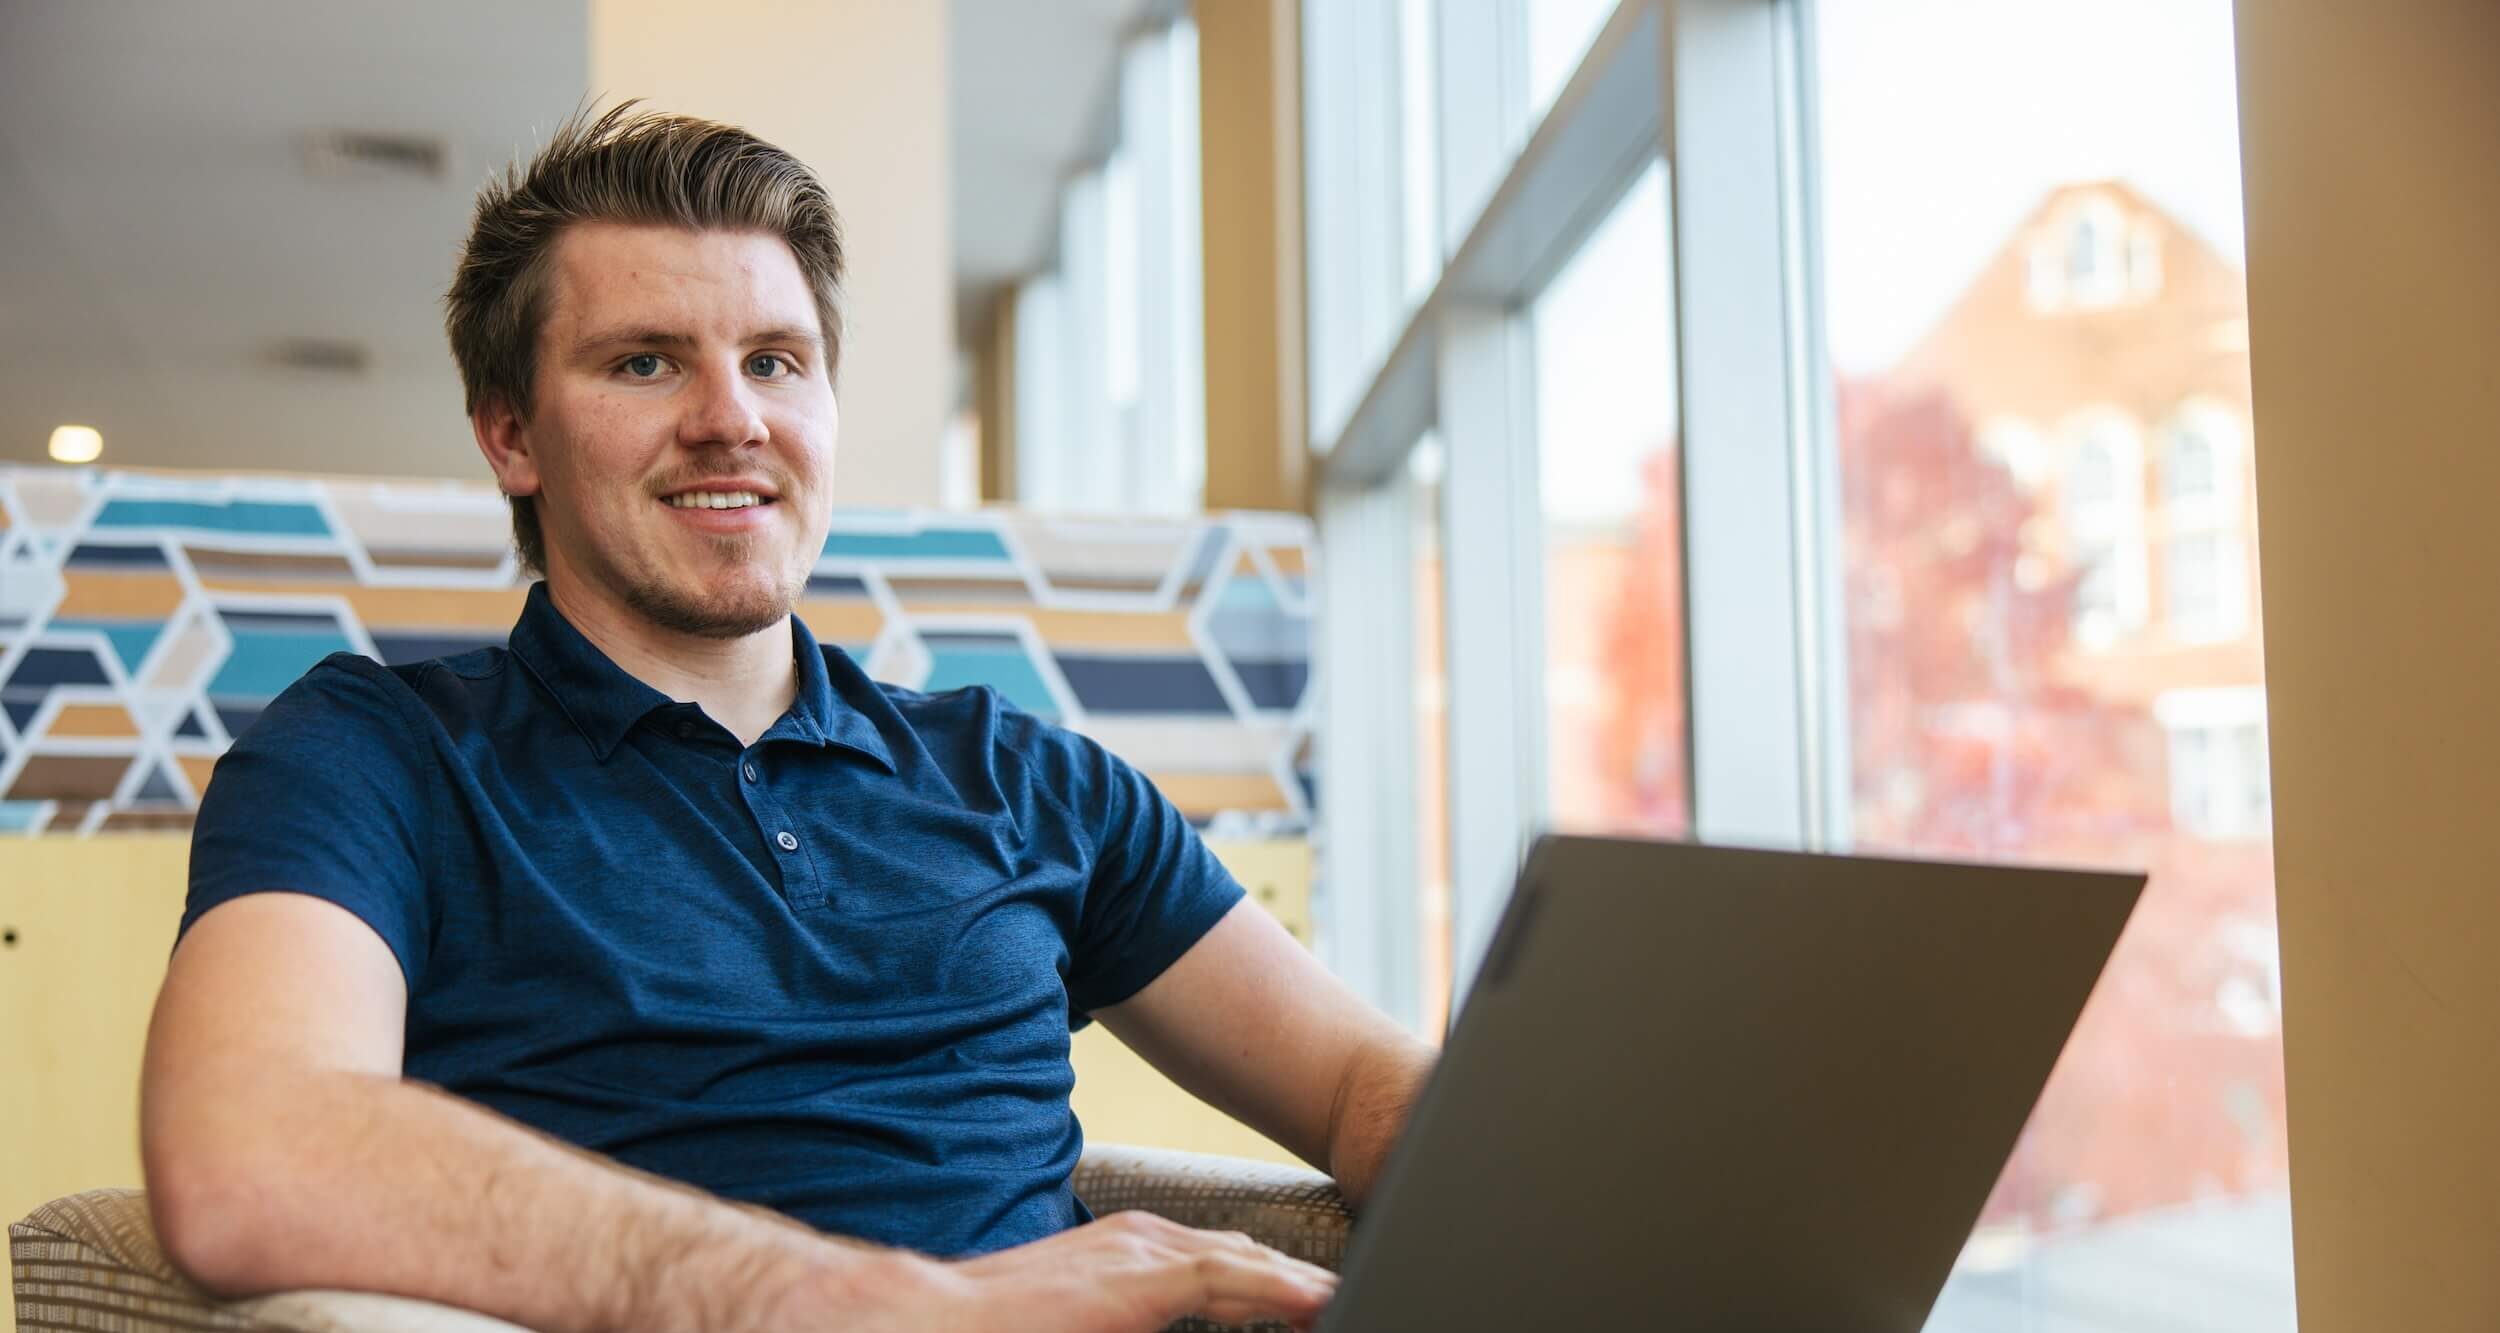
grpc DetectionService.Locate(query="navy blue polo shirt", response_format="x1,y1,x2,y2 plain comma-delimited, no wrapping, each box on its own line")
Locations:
182,582,1244,1256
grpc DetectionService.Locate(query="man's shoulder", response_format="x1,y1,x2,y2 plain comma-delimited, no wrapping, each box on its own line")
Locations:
253,645,519,739
293,644,515,699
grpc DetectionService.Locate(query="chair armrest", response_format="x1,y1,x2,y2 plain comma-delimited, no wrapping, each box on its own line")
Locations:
1072,1143,1354,1271
19,1153,1355,1333
1072,1145,1357,1333
12,1189,529,1333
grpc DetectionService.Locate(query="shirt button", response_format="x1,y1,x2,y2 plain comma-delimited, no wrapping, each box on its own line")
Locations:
776,831,799,852
742,762,760,784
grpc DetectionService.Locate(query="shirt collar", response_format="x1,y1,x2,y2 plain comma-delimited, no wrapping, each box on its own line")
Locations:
506,582,895,771
776,608,898,771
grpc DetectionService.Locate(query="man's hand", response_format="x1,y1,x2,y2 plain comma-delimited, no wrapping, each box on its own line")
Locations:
813,1210,1336,1333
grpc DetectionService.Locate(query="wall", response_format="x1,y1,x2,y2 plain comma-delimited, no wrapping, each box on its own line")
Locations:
2234,1,2500,1327
591,0,953,509
1194,0,1308,514
0,467,1317,836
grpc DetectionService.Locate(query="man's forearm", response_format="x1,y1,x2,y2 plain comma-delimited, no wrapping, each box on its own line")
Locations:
1324,1035,1437,1209
143,1067,928,1333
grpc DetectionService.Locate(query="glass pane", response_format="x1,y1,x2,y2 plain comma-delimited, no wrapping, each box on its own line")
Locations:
1814,1,2293,1327
1531,159,1687,838
1526,0,1616,120
1399,0,1441,304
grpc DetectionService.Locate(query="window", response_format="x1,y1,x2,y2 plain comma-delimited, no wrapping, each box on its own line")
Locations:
1533,160,1686,838
2164,421,2220,505
1527,0,1619,119
1817,0,2290,1324
2160,689,2273,840
2061,418,2147,646
1301,0,1427,440
2066,436,2118,512
2167,529,2249,641
1011,18,1203,516
2066,208,2110,296
1398,0,1440,304
1310,1,2289,1323
2162,404,2249,640
2190,724,2272,836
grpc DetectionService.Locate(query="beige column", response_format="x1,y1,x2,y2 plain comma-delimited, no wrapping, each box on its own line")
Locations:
2235,2,2500,1327
1195,0,1308,515
591,1,952,509
972,291,1017,504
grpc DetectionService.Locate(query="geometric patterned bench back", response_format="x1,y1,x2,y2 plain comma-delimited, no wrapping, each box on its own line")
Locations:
0,466,1314,837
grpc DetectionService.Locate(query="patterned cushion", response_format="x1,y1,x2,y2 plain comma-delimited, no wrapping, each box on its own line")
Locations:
8,1188,530,1332
11,1147,1353,1333
1072,1144,1356,1333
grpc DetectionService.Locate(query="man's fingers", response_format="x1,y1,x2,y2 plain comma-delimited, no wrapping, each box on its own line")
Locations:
1200,1227,1338,1288
1172,1247,1335,1328
1095,1215,1337,1327
951,1212,1339,1332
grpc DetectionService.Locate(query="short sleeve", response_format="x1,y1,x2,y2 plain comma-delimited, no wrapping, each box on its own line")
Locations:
1060,732,1247,1026
183,653,435,987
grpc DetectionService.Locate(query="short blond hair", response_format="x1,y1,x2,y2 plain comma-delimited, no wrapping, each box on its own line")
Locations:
443,101,845,575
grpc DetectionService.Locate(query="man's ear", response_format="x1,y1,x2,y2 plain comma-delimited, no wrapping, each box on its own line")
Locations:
472,395,542,499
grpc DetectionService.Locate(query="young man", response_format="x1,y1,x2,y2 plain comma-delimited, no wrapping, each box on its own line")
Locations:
139,105,1434,1333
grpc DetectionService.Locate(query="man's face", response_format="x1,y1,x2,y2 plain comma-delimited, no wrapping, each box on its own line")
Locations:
494,222,836,639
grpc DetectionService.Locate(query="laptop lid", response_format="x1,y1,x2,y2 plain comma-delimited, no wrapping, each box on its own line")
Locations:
1319,834,2145,1332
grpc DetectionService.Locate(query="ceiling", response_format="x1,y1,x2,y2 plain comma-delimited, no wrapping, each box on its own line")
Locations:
0,0,588,481
949,0,1162,345
0,0,1147,480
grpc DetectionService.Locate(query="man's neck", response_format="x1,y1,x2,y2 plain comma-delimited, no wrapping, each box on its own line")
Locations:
545,575,798,748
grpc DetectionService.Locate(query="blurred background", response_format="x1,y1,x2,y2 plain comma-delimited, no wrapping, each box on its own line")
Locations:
11,1,2488,1330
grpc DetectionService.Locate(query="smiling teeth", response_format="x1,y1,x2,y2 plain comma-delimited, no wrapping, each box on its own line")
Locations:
664,491,764,510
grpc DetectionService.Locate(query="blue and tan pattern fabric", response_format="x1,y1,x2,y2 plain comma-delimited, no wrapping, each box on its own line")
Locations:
0,467,1315,836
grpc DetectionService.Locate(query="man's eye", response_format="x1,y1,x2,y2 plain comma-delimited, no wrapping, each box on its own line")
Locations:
622,354,665,378
748,354,790,378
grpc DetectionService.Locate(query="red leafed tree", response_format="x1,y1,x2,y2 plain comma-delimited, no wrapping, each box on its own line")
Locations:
1592,445,1690,834
1839,379,2168,858
1592,381,2289,1234
1838,378,2284,1230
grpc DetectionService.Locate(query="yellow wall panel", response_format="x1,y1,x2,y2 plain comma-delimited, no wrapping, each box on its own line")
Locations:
0,834,1317,1263
0,836,189,1231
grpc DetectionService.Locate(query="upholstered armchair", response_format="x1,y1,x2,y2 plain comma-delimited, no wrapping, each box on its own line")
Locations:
10,1145,1353,1333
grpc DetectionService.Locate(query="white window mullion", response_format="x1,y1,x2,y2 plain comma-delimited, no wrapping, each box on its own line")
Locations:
1665,0,1816,850
1012,276,1067,511
1058,171,1115,514
1316,478,1425,1032
1438,302,1546,1016
1433,0,1530,256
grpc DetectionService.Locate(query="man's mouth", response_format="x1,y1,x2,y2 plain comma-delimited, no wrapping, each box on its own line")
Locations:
661,490,772,510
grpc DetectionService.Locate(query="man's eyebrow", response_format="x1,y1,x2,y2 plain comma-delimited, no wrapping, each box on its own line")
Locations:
572,327,695,357
571,326,827,357
749,326,827,351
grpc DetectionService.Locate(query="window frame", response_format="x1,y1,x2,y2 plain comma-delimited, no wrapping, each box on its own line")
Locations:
1308,0,1850,1022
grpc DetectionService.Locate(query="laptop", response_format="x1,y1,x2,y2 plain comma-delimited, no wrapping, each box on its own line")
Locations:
1316,834,2144,1332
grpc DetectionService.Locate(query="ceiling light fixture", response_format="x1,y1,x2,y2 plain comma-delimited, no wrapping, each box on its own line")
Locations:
48,424,103,464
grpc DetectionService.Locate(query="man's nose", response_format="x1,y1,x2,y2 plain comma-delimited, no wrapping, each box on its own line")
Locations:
679,362,768,449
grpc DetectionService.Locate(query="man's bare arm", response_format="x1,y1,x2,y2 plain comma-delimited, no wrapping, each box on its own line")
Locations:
1096,899,1439,1209
141,892,934,1333
146,893,1339,1333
